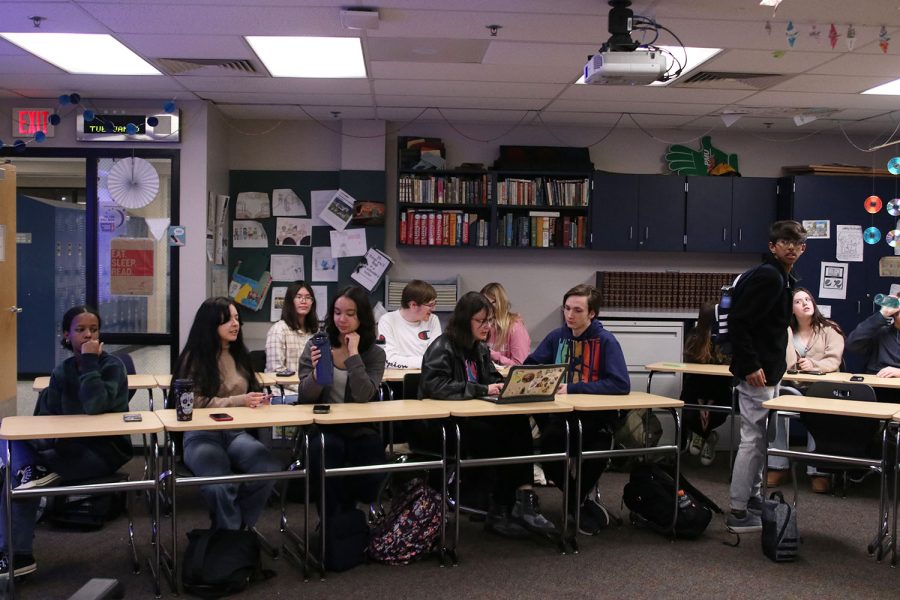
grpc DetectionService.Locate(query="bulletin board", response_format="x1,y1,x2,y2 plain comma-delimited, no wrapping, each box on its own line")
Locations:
228,169,387,322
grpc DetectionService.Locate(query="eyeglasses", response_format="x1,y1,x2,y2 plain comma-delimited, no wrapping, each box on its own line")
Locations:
295,295,313,303
422,301,437,309
775,239,806,249
472,317,494,327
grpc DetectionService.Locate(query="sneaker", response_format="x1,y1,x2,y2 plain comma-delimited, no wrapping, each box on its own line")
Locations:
747,496,764,515
726,510,762,533
511,489,559,536
0,552,37,579
688,432,704,456
810,475,831,494
484,503,528,538
16,465,60,490
766,469,790,488
699,431,718,467
578,497,616,535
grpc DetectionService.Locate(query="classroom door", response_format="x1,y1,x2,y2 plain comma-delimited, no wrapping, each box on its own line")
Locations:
0,164,18,418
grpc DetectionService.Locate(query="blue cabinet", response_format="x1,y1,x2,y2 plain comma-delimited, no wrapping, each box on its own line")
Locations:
593,173,684,251
686,177,776,253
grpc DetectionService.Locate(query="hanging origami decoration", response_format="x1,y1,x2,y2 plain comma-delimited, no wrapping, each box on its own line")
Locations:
786,21,798,48
846,24,856,51
879,26,891,54
828,24,840,49
765,21,772,36
809,24,821,44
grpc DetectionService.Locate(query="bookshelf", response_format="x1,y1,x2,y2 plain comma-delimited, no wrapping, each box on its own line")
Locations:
396,138,593,250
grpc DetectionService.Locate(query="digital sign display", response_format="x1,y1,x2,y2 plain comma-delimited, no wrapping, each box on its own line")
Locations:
81,115,147,135
75,110,180,142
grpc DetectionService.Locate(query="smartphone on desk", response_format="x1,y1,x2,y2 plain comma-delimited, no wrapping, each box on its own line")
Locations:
210,413,234,421
313,404,331,414
123,413,142,422
276,369,295,377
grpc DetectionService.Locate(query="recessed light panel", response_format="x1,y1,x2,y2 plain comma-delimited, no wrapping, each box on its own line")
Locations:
246,36,366,78
0,33,160,75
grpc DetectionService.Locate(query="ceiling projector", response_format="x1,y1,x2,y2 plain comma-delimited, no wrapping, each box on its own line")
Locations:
583,50,667,85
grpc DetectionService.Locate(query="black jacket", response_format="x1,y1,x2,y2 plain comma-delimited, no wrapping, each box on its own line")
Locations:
728,255,796,385
419,334,503,400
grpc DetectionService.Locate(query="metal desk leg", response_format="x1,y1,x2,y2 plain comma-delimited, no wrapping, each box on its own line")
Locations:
318,431,327,581
729,386,738,476
149,433,161,598
671,407,682,536
5,440,15,598
573,417,584,546
453,422,462,562
439,423,454,566
892,424,899,566
646,371,654,394
562,418,573,553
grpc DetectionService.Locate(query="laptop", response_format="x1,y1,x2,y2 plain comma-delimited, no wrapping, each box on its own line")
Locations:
480,364,568,404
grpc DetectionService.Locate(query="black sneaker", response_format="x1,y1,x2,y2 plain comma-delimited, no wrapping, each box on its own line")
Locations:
511,489,559,536
484,503,529,538
16,465,60,490
578,497,617,535
747,495,764,515
0,552,37,579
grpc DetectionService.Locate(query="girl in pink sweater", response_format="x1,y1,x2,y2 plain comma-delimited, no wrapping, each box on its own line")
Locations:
481,282,531,365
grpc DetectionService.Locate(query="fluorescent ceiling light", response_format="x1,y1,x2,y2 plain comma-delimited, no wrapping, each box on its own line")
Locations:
862,79,900,95
0,33,159,75
649,46,722,86
246,36,366,78
759,0,783,7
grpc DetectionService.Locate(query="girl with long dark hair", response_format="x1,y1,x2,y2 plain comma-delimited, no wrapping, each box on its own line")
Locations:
266,281,318,399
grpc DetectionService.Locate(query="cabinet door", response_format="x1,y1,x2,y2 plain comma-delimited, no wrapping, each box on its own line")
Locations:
732,177,777,253
593,173,639,251
685,177,732,252
638,176,685,251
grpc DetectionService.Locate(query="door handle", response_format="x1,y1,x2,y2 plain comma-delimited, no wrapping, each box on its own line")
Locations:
7,306,22,313
628,226,633,240
722,227,727,242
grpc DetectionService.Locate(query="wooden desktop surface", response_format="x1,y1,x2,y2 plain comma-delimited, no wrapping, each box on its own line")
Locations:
645,362,732,377
33,373,160,393
311,400,450,424
0,410,163,440
422,398,573,417
645,361,900,390
559,392,684,411
764,396,900,419
157,405,315,431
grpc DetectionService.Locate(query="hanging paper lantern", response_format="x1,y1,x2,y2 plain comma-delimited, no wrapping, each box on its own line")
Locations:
879,25,891,54
68,93,81,105
163,101,176,114
34,131,45,143
889,157,900,175
864,227,882,244
58,94,70,106
83,110,95,122
49,113,61,126
147,116,159,127
865,195,883,214
847,24,856,51
786,21,798,48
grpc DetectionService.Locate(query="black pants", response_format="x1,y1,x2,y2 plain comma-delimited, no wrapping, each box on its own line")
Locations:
307,427,385,518
537,412,615,503
683,399,730,438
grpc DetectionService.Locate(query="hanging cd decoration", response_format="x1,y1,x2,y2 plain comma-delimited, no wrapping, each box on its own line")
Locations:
888,198,900,216
887,230,900,247
107,157,160,209
888,157,900,175
864,226,882,244
865,195,883,214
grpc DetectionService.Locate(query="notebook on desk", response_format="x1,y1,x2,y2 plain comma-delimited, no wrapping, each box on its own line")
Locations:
480,364,568,404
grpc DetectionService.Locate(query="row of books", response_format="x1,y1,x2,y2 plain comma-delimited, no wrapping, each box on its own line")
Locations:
398,174,491,205
596,271,738,311
496,177,590,207
399,209,490,247
495,212,587,249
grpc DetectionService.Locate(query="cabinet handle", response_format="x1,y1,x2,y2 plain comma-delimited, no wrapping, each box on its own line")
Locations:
644,226,649,241
628,226,633,240
858,301,861,314
722,227,727,242
738,227,743,242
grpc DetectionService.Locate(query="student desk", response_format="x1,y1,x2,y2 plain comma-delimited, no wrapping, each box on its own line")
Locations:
421,399,574,555
762,395,900,562
156,406,315,588
34,374,162,411
888,411,900,566
0,411,164,598
312,400,451,575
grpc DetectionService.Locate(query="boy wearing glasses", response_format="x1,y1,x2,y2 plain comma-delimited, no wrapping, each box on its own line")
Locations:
727,220,807,532
378,279,442,369
526,284,630,535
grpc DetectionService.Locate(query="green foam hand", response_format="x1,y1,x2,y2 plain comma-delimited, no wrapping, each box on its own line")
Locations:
665,136,739,176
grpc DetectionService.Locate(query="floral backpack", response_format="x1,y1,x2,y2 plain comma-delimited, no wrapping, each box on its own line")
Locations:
367,477,442,565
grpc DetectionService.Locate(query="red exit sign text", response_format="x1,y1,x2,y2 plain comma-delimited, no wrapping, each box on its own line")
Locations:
12,108,55,138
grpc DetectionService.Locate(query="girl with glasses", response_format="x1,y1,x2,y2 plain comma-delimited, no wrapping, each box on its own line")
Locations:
265,281,318,401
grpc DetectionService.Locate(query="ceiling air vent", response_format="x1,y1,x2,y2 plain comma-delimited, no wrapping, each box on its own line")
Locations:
674,71,788,90
155,58,262,76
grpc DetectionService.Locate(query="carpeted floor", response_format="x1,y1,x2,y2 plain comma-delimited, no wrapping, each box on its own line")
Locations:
9,452,897,600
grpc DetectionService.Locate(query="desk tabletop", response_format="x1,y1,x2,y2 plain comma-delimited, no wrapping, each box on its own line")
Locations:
383,369,418,383
33,374,161,392
421,398,573,417
157,405,315,431
0,411,163,440
311,400,450,424
764,395,900,419
559,392,683,411
783,371,900,390
644,362,732,377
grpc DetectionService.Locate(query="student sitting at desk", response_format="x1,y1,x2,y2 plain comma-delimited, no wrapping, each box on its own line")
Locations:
265,281,318,401
174,297,281,530
481,282,531,366
299,285,386,521
768,288,845,492
419,291,558,538
846,292,900,404
378,279,441,370
1,305,131,579
682,301,732,468
526,283,630,535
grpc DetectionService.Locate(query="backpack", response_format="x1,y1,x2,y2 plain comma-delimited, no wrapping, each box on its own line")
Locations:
181,529,272,598
323,507,370,572
761,491,800,562
44,488,125,530
713,266,759,356
368,478,442,565
623,462,721,539
610,410,663,471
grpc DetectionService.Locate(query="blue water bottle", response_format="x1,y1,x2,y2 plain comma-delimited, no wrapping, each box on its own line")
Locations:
312,328,333,385
875,293,900,309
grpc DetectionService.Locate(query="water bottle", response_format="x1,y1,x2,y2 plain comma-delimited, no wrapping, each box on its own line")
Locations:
677,490,691,510
173,378,194,422
874,293,900,309
312,328,333,385
719,284,733,310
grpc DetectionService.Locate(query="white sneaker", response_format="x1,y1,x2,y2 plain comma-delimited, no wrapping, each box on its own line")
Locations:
688,432,704,456
16,465,60,490
700,431,718,466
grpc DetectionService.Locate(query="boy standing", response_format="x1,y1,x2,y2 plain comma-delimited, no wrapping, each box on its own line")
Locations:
378,279,441,369
727,220,807,532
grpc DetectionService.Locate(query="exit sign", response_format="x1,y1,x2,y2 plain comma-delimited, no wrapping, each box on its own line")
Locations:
12,107,55,138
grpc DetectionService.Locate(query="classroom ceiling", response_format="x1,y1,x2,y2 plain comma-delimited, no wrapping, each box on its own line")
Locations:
2,0,900,135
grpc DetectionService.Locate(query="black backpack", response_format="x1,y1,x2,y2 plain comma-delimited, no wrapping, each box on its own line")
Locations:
761,491,800,562
43,489,125,530
623,462,722,539
713,266,759,357
368,477,442,565
181,529,273,598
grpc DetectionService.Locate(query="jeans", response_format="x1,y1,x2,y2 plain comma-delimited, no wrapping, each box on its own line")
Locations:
768,415,818,474
183,429,281,530
1,439,114,553
729,381,777,511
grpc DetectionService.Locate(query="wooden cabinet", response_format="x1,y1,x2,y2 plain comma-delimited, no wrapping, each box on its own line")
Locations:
593,173,685,252
685,176,776,253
